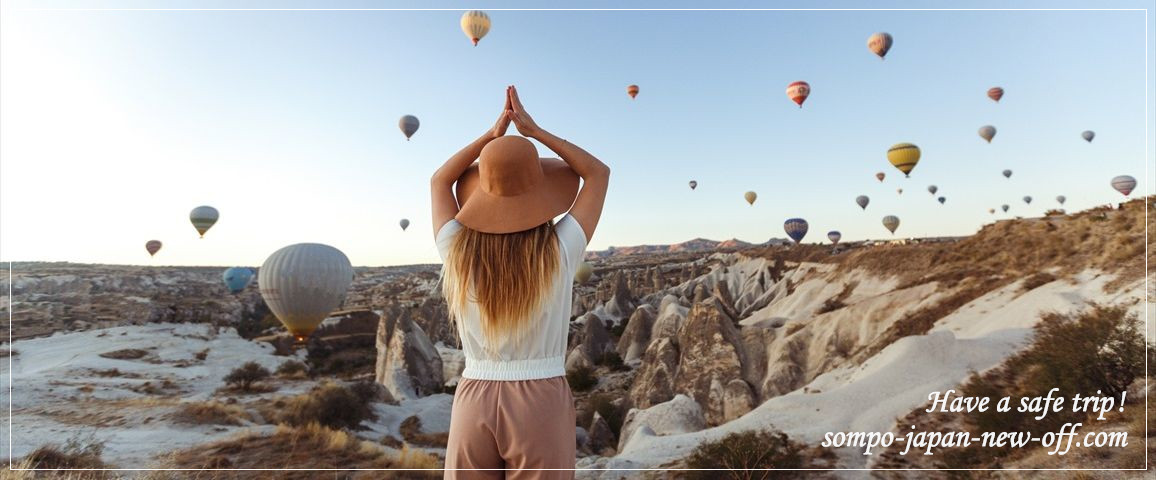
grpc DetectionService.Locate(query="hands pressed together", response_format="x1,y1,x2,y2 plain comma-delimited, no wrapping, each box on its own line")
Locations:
490,85,543,140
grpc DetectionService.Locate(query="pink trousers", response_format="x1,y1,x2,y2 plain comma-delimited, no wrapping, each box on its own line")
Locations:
444,376,576,479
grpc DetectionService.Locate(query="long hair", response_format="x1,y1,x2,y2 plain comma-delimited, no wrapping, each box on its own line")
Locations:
441,221,560,352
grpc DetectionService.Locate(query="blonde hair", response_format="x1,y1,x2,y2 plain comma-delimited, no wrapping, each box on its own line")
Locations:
441,221,560,352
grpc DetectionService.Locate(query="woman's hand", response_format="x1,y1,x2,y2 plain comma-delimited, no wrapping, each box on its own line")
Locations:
489,87,513,139
508,86,544,138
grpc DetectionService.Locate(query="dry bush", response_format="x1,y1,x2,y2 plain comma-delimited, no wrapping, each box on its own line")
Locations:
682,429,804,479
98,348,147,360
1020,271,1057,292
275,359,309,379
171,401,248,426
0,349,16,358
276,381,378,430
222,361,272,392
14,435,108,476
817,281,858,314
164,423,417,477
396,443,442,473
194,348,209,361
398,416,449,447
566,365,597,392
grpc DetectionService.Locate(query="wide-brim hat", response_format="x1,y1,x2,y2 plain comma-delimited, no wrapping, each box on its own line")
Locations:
455,136,580,234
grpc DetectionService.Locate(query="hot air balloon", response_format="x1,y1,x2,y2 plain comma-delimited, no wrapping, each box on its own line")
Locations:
460,10,491,46
574,262,593,284
867,32,893,59
399,219,410,231
887,143,920,177
744,191,757,205
399,115,420,141
1001,204,1010,213
190,206,219,238
1111,175,1137,196
978,125,996,143
875,172,886,182
1056,195,1066,205
988,208,996,214
927,185,938,195
627,85,639,99
937,196,946,205
145,240,162,257
785,81,810,108
1023,196,1032,205
688,180,697,190
897,188,903,195
259,243,354,343
882,215,900,234
856,195,870,210
827,231,842,245
1002,169,1012,179
223,267,254,294
988,87,1004,102
784,218,809,244
1082,130,1095,143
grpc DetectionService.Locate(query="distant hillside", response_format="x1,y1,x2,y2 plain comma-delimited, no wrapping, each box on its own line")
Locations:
586,237,788,259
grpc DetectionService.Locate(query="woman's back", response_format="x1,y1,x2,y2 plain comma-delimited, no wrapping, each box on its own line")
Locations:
435,214,587,380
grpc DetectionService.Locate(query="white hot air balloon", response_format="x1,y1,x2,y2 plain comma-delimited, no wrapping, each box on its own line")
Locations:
460,10,491,46
259,243,354,343
574,262,593,284
1111,175,1137,196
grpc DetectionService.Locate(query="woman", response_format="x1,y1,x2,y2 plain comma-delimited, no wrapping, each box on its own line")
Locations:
431,85,610,479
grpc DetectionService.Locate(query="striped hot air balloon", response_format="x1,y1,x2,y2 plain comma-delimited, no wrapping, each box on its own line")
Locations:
190,206,219,238
784,218,809,244
145,240,162,257
259,243,354,343
460,10,491,46
627,85,639,99
978,125,996,143
399,115,420,140
887,143,920,177
785,81,810,108
1111,175,1137,196
856,195,870,210
827,231,842,245
988,87,1004,102
882,215,900,234
867,32,893,59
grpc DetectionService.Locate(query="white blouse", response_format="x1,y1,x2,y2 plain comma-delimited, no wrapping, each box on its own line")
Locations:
436,214,587,381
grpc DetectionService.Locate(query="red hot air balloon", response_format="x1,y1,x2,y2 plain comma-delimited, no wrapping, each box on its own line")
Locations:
988,87,1004,102
785,81,810,108
627,85,639,99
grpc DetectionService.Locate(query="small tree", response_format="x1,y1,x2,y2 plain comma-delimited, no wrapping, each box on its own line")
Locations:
684,430,804,480
224,361,272,391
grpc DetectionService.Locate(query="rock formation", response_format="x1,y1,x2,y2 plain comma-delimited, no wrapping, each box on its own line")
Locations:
374,307,444,400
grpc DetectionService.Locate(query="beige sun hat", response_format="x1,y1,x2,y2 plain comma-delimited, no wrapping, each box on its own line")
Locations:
454,136,580,234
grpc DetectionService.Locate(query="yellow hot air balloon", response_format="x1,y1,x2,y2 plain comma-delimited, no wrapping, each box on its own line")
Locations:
574,262,593,284
867,32,893,59
744,191,757,205
886,143,920,177
460,10,491,46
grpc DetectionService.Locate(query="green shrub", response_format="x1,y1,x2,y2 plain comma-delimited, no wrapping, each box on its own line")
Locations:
567,365,597,392
683,430,804,480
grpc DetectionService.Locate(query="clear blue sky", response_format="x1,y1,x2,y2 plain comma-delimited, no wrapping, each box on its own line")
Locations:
1,1,1153,266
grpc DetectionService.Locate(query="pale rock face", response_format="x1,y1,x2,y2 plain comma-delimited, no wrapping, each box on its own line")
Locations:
603,272,636,320
580,312,614,362
616,305,656,365
374,307,444,400
617,394,706,452
722,378,757,422
650,296,689,342
436,343,465,387
628,336,679,409
565,346,593,371
673,299,748,426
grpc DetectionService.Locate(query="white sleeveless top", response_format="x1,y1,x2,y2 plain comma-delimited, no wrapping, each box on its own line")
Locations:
436,214,587,381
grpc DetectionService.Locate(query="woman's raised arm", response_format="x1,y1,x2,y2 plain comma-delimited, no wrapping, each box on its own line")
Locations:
430,88,512,237
508,86,610,243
